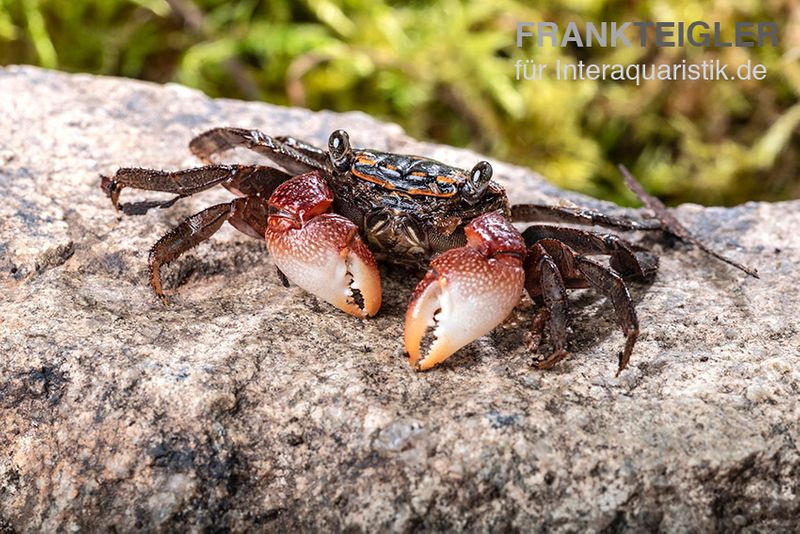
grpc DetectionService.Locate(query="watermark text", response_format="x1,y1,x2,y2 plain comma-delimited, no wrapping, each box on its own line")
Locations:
515,59,768,85
516,21,779,48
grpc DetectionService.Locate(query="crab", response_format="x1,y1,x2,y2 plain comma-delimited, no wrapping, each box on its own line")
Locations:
100,127,757,374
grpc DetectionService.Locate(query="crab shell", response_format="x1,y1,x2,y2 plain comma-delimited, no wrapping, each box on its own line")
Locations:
299,130,506,270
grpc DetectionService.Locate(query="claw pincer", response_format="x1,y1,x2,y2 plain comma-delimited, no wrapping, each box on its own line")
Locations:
404,212,526,370
266,171,381,318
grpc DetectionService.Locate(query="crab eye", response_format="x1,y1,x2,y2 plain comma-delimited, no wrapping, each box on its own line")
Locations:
328,129,352,172
463,161,493,204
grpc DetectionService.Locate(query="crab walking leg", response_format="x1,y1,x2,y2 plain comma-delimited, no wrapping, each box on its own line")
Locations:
511,204,663,232
100,164,291,215
149,202,233,302
266,171,381,318
147,196,269,302
189,127,326,174
524,243,569,368
618,164,759,278
405,212,526,370
523,238,640,374
574,256,640,375
522,225,659,279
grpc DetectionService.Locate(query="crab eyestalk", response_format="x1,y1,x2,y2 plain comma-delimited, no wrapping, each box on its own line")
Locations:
328,129,353,173
461,161,493,205
404,212,526,370
266,171,381,318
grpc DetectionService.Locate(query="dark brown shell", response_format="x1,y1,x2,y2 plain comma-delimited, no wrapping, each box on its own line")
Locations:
350,149,464,198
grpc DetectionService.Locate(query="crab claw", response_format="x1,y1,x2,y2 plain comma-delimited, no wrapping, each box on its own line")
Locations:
266,171,381,318
405,212,526,370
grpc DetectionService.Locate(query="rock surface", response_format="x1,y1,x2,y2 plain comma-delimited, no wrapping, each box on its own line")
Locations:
1,66,798,532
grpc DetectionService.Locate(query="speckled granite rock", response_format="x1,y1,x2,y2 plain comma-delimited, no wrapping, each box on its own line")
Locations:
1,66,798,532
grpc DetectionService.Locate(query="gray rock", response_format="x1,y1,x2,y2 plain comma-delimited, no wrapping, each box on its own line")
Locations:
1,65,798,532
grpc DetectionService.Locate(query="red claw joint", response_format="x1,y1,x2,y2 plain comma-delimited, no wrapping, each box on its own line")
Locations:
266,171,382,318
404,212,526,370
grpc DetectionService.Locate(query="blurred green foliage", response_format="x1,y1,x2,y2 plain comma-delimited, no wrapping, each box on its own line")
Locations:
1,0,798,205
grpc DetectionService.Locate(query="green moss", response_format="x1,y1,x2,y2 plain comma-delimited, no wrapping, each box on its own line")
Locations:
1,0,797,205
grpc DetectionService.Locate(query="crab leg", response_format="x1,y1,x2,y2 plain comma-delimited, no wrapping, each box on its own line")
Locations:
511,204,664,231
147,196,269,303
189,127,327,174
524,242,569,368
266,171,381,318
404,212,526,370
524,238,640,375
522,225,659,279
618,164,759,278
100,164,291,215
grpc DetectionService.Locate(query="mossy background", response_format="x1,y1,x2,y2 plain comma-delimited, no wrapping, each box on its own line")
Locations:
1,0,798,206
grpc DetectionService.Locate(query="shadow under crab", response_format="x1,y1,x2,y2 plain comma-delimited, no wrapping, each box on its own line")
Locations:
100,127,757,375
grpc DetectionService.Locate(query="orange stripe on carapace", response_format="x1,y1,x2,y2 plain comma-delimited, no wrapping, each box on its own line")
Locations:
352,168,397,189
407,187,453,198
353,161,456,198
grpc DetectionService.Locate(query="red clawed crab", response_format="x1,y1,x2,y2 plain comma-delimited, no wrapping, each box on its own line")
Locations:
101,127,757,374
